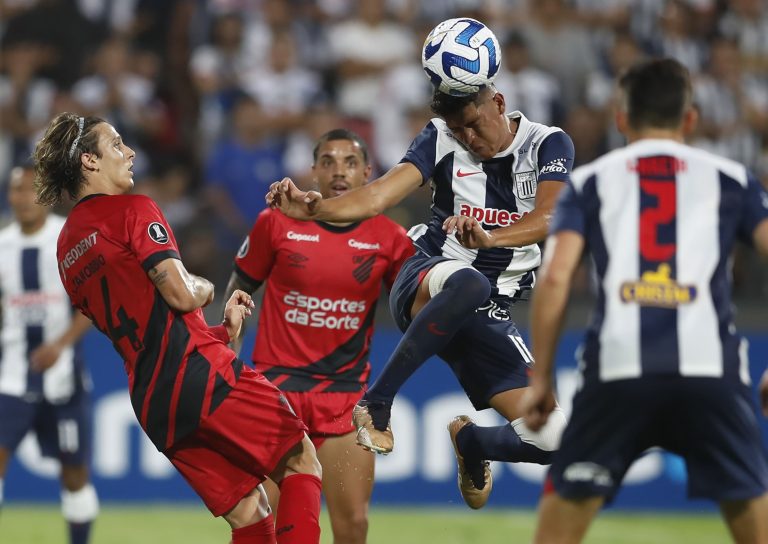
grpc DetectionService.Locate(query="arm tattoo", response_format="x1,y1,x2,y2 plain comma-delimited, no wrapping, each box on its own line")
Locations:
149,267,169,287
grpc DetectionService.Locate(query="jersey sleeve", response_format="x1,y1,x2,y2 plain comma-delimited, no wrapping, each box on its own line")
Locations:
384,223,415,289
549,181,585,236
126,196,181,272
400,121,438,186
739,173,768,244
234,209,277,284
537,130,575,183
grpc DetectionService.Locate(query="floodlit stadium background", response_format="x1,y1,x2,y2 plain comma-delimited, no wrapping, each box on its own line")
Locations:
2,0,768,542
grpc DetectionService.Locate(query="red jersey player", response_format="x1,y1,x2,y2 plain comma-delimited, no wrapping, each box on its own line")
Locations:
223,129,413,544
32,112,322,544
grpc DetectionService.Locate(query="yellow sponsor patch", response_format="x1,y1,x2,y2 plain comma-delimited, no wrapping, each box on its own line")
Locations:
620,264,697,307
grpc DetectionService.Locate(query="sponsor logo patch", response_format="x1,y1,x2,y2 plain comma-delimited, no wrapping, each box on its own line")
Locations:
620,263,697,307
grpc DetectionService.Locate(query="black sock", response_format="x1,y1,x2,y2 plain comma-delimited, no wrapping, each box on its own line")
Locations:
456,423,553,466
365,268,490,404
69,521,92,544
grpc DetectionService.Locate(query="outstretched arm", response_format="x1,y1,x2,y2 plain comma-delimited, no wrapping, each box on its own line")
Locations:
521,230,584,431
444,180,565,249
266,162,423,223
221,271,263,356
30,311,92,372
147,257,214,313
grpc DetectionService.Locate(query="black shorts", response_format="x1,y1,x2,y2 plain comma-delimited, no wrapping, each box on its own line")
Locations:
0,385,92,466
389,251,532,410
549,376,768,503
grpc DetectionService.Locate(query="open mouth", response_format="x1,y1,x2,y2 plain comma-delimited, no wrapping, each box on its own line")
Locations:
330,182,349,195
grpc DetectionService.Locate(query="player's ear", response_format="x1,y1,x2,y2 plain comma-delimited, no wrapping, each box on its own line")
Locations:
492,90,505,114
681,106,698,138
80,151,99,172
615,108,629,137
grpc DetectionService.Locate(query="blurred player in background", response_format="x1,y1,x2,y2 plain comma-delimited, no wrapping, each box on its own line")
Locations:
223,129,413,543
34,112,322,544
268,76,571,508
523,58,768,544
0,164,97,544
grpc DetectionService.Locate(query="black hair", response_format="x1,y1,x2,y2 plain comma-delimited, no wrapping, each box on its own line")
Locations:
312,128,370,164
618,58,692,131
32,112,105,206
430,87,493,118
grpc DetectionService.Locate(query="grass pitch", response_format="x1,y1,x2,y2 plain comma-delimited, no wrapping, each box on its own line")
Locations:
2,504,730,543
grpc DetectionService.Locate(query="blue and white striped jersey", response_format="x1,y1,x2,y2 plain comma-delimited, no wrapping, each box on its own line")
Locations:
553,139,768,385
0,214,83,402
402,111,574,302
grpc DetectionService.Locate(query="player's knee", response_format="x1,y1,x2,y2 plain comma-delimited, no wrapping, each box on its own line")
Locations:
287,438,323,479
512,406,567,452
429,262,490,305
61,483,99,523
332,512,368,544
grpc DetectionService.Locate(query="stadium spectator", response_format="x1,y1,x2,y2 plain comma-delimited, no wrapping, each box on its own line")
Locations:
34,112,322,544
493,32,563,127
203,94,288,252
522,57,768,544
520,0,597,110
267,79,571,509
692,37,768,171
327,0,414,137
223,129,413,544
0,164,97,544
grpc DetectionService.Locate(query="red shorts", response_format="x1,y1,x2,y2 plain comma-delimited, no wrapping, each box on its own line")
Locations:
282,390,364,449
165,367,307,516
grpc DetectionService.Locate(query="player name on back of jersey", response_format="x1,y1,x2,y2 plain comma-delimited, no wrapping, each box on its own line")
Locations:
59,231,105,293
283,290,367,330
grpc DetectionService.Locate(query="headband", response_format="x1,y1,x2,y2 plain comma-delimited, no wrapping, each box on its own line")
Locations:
68,117,85,158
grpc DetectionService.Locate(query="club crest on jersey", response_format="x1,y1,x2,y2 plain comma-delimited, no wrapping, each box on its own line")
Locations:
514,171,537,199
237,238,249,258
147,222,169,244
620,263,697,307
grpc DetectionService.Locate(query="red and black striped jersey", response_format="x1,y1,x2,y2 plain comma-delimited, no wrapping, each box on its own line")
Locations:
57,194,240,452
234,209,414,392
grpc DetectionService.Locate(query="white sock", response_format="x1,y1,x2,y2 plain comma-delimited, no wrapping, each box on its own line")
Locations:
61,484,99,523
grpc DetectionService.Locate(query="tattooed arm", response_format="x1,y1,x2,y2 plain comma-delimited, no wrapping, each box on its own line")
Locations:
147,258,215,313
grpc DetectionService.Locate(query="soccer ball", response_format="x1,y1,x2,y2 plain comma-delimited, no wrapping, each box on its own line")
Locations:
421,18,501,96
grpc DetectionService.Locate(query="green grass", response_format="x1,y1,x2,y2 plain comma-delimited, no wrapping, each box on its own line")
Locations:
1,505,730,543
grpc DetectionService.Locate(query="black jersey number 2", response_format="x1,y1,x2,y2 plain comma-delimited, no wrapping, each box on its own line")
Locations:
100,276,144,352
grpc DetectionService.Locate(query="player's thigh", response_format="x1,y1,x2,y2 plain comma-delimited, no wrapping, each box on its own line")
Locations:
0,393,37,463
534,492,604,544
317,431,375,518
438,310,531,411
720,493,768,544
388,252,450,329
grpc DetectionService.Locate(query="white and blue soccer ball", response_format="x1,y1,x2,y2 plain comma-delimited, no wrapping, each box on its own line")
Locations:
421,18,501,96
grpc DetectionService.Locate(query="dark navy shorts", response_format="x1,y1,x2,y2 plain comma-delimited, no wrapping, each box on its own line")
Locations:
549,376,768,503
0,383,92,466
389,251,532,410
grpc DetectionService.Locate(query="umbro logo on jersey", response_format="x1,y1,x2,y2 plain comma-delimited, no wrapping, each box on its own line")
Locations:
147,222,169,244
456,169,484,177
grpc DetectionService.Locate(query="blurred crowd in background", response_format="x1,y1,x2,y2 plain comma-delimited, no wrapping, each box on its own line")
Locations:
1,0,768,308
